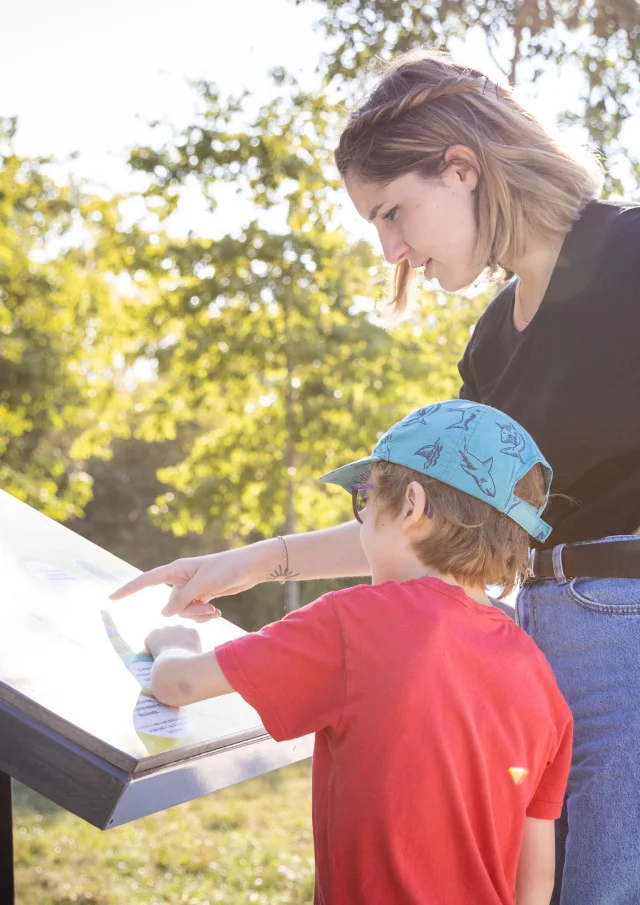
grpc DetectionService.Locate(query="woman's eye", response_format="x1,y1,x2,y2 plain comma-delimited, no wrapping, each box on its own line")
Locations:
383,206,399,222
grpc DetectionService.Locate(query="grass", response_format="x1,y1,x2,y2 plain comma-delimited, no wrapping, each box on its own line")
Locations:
13,761,314,905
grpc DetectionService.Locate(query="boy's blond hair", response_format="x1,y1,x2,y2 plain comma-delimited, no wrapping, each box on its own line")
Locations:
371,460,547,597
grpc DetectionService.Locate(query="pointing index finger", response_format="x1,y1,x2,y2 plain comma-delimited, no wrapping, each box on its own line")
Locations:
108,565,173,600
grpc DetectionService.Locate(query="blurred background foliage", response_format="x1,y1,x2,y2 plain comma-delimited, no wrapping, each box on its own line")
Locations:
2,0,639,628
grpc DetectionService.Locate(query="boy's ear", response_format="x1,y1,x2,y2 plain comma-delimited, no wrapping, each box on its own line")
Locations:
402,481,429,533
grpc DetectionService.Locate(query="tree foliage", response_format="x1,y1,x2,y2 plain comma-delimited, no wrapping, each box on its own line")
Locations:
2,8,637,624
296,0,640,193
125,79,487,547
0,119,139,519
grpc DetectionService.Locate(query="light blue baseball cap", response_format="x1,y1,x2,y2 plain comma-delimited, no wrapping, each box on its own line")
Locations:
319,400,553,542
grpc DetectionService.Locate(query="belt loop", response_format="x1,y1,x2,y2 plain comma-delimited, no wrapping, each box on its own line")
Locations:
552,543,568,584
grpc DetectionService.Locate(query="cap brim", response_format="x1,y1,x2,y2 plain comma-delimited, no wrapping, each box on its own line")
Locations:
319,456,379,492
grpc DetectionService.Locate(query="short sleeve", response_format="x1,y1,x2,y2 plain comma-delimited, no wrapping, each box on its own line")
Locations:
527,711,573,820
458,340,481,402
215,592,345,742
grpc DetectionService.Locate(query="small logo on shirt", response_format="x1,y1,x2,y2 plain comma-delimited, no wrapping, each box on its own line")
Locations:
508,766,529,785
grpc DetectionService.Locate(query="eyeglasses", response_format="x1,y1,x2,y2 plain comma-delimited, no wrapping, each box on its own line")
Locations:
352,481,434,524
352,482,374,524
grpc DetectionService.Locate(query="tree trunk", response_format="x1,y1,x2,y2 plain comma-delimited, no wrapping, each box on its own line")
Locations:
283,308,300,612
284,470,301,613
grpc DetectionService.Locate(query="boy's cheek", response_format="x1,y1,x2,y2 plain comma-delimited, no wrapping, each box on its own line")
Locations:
359,521,377,561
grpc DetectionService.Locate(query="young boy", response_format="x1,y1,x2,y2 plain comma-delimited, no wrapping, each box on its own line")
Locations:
144,401,572,905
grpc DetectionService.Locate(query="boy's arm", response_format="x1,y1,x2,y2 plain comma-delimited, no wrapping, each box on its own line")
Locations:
146,626,234,707
144,591,346,743
515,817,556,905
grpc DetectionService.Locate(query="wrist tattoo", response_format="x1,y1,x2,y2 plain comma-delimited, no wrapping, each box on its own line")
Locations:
269,564,301,584
270,535,300,585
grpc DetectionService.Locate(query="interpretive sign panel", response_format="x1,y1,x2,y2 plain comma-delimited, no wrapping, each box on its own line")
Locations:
0,489,312,829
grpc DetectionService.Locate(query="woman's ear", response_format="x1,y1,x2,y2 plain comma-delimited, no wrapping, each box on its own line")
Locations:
442,145,480,192
402,481,429,533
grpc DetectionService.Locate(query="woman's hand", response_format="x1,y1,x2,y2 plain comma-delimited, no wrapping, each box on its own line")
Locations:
108,541,280,621
109,522,368,621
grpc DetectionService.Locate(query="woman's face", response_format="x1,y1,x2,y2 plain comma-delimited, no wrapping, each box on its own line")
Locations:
345,154,483,292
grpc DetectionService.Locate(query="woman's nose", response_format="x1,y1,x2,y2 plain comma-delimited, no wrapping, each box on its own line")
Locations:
379,232,411,265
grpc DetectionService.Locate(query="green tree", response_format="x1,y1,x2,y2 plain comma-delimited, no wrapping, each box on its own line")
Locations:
0,118,140,520
126,78,487,609
296,0,640,194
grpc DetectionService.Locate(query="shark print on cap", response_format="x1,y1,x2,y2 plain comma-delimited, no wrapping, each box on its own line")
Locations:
415,438,444,470
376,433,393,459
459,439,496,498
403,403,441,426
497,422,526,463
447,407,480,432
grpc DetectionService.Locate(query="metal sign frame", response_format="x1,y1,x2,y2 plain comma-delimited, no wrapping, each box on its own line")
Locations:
0,490,313,900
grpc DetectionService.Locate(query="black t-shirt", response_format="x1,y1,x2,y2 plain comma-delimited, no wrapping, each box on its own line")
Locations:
458,199,640,548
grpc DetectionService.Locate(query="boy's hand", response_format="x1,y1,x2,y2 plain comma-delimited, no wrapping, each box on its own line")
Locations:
145,625,203,660
144,625,233,707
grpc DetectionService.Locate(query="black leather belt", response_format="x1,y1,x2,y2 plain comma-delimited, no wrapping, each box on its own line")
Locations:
529,539,640,581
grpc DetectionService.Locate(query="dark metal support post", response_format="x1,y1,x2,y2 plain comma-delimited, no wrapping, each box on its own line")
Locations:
0,770,14,904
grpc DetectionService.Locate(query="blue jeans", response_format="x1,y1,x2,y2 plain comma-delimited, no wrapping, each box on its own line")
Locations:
516,536,640,905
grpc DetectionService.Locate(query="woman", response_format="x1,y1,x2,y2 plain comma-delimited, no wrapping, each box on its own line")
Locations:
112,51,640,904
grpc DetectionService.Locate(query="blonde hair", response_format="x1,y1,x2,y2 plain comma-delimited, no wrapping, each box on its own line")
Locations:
335,49,603,312
371,459,547,597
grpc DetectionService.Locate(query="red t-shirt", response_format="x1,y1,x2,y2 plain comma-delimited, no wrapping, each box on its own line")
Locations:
216,577,573,905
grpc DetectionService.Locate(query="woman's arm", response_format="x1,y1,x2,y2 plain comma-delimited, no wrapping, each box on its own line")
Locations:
272,520,370,580
110,519,370,618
